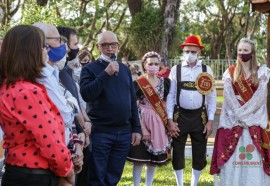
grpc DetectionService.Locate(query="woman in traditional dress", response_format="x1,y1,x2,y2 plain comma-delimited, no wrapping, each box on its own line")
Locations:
127,51,171,186
210,38,270,186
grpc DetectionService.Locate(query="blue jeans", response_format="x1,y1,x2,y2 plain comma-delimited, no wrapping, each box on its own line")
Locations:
88,132,131,186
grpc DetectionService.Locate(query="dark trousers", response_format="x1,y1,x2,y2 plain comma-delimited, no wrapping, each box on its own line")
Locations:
88,132,132,186
2,165,59,186
172,107,207,171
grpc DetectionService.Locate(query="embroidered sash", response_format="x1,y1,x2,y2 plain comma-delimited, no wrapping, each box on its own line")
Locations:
228,66,253,103
136,77,168,126
229,65,270,149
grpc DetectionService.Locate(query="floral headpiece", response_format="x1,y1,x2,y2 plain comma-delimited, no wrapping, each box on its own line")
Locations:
240,37,255,47
142,51,161,62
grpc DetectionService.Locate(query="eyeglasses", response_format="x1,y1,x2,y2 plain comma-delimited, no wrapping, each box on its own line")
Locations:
183,50,197,54
99,42,118,49
46,36,62,43
60,36,68,44
147,63,160,66
81,59,91,64
43,43,50,50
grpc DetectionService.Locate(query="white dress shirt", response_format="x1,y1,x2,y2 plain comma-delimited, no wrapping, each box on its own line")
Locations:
166,60,216,120
38,63,77,144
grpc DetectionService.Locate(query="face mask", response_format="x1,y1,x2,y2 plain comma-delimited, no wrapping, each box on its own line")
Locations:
48,44,67,63
73,67,82,82
100,53,117,62
68,48,79,61
238,53,252,62
81,62,89,67
67,57,80,70
145,65,159,76
184,53,198,63
55,56,67,70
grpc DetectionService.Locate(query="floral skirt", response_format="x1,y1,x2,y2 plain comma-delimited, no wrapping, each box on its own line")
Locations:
127,104,171,165
217,129,270,186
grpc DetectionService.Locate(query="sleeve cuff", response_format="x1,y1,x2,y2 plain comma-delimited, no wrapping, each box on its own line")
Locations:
133,126,142,134
208,113,214,121
97,70,111,82
167,112,173,120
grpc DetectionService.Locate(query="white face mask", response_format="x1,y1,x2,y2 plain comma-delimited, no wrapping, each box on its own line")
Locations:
55,56,67,71
67,57,80,70
184,53,198,63
100,53,117,62
73,67,82,82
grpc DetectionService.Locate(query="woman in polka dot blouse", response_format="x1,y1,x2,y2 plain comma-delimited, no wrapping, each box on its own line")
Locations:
0,25,74,186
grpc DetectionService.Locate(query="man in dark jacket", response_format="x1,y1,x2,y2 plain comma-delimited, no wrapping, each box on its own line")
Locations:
80,31,141,186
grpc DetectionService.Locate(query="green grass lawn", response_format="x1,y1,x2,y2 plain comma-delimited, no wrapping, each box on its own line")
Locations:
118,158,214,186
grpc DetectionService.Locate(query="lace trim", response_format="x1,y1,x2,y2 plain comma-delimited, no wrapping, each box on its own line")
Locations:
219,67,269,129
143,140,171,155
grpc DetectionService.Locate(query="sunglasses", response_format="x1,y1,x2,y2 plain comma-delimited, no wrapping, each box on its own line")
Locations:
147,63,160,66
183,50,197,54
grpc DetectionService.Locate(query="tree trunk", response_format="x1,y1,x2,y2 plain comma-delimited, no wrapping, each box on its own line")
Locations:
210,33,223,59
127,0,143,17
160,0,180,66
36,0,48,6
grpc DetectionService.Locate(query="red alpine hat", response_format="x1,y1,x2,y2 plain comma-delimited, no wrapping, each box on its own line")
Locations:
180,35,204,49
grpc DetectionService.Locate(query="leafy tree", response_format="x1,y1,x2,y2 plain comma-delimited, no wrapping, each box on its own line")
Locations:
129,6,164,57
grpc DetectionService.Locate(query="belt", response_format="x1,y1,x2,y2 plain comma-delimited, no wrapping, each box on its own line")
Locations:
5,164,52,175
179,106,203,112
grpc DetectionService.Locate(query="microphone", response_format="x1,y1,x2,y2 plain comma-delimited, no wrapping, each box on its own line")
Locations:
110,54,118,76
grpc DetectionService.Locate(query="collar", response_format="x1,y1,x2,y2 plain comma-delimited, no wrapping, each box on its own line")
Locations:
41,63,59,81
182,60,202,68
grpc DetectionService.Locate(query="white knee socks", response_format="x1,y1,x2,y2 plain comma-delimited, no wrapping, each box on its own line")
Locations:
191,168,201,186
146,165,157,186
133,164,143,186
175,169,184,186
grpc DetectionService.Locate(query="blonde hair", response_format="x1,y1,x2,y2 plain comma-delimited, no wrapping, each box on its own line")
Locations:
233,38,258,85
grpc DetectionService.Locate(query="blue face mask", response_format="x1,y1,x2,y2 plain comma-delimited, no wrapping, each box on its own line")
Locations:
48,44,67,63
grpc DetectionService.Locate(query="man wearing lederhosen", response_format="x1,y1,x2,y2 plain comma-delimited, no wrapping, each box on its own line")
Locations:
166,35,216,186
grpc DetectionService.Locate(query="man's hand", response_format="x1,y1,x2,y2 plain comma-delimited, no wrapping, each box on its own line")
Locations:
78,132,86,146
167,119,180,138
131,133,141,146
72,145,84,174
59,169,75,186
84,136,90,148
203,120,213,139
84,121,92,137
105,62,119,76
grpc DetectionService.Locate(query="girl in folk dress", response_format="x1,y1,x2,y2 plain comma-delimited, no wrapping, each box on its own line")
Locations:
127,51,171,186
210,38,270,186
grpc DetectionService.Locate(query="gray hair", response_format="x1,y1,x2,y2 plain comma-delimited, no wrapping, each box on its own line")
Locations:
97,31,118,44
32,22,50,37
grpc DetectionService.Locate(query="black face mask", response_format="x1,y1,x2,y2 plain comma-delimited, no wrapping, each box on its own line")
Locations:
68,48,79,61
81,62,89,67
